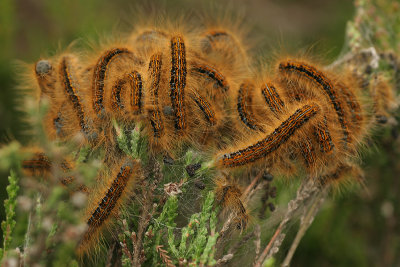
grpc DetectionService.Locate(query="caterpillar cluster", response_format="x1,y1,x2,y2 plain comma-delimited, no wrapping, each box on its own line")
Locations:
20,21,396,258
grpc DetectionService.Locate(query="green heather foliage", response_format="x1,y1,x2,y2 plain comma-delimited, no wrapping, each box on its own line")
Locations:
0,0,399,266
0,170,19,261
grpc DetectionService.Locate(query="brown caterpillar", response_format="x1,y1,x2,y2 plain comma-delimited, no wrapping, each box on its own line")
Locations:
92,48,133,116
128,71,144,114
21,149,88,193
215,179,249,230
77,159,140,256
219,103,320,168
169,35,187,132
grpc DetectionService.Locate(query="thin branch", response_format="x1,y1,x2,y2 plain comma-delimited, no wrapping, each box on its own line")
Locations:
327,47,379,70
253,218,286,267
254,178,324,267
242,171,264,201
282,189,327,267
253,224,261,263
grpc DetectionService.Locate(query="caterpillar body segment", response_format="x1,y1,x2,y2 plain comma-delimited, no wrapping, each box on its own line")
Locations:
188,59,237,128
21,151,52,177
333,77,371,154
314,117,334,154
261,81,286,116
370,75,398,123
276,60,372,160
59,55,98,143
336,81,364,133
199,28,249,69
91,47,141,118
32,54,99,143
318,162,364,190
91,48,135,117
189,89,217,126
169,35,187,132
134,29,169,54
190,61,230,93
142,48,182,153
41,100,71,140
110,76,128,114
337,82,363,126
106,70,146,120
147,53,165,139
298,138,317,170
32,58,73,140
236,82,265,132
128,70,144,114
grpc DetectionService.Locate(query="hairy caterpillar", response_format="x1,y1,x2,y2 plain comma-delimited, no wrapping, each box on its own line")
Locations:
215,178,249,230
21,148,89,193
77,159,140,257
92,48,133,116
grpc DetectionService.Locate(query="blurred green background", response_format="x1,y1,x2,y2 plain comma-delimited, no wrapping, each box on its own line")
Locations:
0,0,398,266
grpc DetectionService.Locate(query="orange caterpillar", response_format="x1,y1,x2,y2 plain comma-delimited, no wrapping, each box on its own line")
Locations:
215,178,249,230
21,148,89,193
20,20,394,258
77,158,140,257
